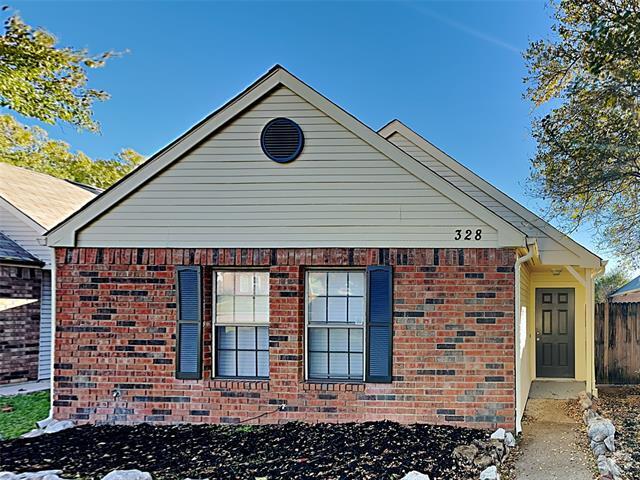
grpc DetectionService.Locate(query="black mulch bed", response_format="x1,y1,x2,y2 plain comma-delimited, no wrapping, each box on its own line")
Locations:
0,421,489,479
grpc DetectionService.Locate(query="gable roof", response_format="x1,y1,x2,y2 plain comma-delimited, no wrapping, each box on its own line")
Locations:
378,120,602,268
0,163,98,231
610,275,640,297
46,66,526,248
0,231,44,266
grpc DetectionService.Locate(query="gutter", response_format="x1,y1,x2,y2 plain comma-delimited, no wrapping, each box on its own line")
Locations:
514,242,535,434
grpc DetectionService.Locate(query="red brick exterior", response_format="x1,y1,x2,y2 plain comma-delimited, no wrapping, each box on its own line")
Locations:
54,247,516,429
0,264,42,385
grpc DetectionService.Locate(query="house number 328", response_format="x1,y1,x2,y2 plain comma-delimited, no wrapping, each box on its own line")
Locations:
454,229,482,240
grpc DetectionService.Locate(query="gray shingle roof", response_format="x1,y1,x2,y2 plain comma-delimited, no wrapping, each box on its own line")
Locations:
0,232,44,266
611,275,640,297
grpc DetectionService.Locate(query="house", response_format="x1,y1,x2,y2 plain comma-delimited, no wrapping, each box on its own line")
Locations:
609,275,640,303
0,163,97,384
45,66,604,432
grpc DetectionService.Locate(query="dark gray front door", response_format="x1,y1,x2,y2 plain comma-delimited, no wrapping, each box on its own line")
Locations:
535,288,575,378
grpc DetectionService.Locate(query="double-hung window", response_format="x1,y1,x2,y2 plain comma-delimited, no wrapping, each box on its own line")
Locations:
214,271,269,378
306,271,365,381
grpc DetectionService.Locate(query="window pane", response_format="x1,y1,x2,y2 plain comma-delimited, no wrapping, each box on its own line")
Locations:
217,272,235,295
309,352,328,378
257,351,269,377
216,295,234,323
257,326,269,350
349,328,363,353
238,351,256,377
329,328,348,352
309,328,328,351
350,353,363,378
237,327,256,349
309,297,327,323
308,272,327,296
348,297,364,324
217,350,236,376
348,272,365,296
235,272,254,296
328,272,348,296
235,296,254,322
255,272,269,296
328,297,347,323
254,296,269,323
217,326,236,349
329,353,349,378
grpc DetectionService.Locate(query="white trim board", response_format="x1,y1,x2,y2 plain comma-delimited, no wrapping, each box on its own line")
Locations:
46,66,526,248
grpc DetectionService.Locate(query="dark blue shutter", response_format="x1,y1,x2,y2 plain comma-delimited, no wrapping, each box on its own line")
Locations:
176,266,202,379
366,266,393,383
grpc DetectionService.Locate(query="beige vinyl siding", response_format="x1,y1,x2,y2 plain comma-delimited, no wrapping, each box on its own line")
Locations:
386,132,584,265
0,203,50,265
38,270,52,380
77,87,497,248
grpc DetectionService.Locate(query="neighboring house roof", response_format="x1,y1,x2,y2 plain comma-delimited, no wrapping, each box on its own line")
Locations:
0,232,44,266
610,275,640,298
46,65,526,248
378,120,602,268
0,162,98,230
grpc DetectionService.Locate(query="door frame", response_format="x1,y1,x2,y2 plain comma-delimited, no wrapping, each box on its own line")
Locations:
534,287,576,379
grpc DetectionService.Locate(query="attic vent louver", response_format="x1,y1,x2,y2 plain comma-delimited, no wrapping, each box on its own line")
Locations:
260,118,304,163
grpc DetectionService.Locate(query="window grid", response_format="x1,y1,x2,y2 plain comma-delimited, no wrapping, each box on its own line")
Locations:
306,270,366,382
213,271,270,379
215,326,269,379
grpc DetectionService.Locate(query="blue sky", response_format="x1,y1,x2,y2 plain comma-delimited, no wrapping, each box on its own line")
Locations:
11,1,617,268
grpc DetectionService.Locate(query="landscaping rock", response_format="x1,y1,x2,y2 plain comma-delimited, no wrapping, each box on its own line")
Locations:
580,397,593,411
597,454,622,479
101,471,152,480
43,420,74,434
588,418,615,443
479,465,499,480
591,440,608,457
452,444,478,464
400,471,430,480
0,473,15,480
504,432,516,448
36,418,53,429
583,408,599,426
489,428,505,441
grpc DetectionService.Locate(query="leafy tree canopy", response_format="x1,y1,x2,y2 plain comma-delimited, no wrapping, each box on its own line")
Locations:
0,11,117,131
0,114,144,189
524,0,640,266
595,267,632,303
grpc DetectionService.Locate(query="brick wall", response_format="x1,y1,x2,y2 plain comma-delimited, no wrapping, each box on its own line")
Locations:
54,247,516,429
0,265,42,384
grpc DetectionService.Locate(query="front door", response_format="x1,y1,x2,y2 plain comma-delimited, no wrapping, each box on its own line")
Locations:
535,288,575,378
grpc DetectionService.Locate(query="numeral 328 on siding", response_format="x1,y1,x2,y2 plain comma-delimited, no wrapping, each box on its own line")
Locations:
454,229,482,241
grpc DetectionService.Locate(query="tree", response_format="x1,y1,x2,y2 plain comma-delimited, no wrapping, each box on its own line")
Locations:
524,0,640,267
595,267,631,303
0,11,118,131
0,114,144,189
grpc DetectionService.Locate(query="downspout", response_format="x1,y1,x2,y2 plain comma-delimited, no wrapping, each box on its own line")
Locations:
514,244,534,434
43,248,56,424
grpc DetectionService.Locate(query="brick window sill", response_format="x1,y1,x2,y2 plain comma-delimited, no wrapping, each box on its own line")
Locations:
209,379,270,390
303,381,366,392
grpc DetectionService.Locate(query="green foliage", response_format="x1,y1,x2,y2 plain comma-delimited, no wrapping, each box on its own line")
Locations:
0,114,144,188
0,391,50,440
595,267,632,302
0,12,118,131
524,0,640,266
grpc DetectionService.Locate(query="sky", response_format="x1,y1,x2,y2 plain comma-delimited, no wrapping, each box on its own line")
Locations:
10,0,624,271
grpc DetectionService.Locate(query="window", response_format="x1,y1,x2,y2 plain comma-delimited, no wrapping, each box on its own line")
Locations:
214,272,269,378
306,271,365,381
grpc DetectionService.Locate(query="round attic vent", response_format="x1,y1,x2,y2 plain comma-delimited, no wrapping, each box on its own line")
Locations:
260,118,304,163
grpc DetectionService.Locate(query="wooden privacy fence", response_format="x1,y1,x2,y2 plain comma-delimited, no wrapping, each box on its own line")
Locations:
595,302,640,385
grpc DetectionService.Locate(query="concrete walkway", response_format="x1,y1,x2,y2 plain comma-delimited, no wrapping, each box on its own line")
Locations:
514,399,595,479
0,379,50,396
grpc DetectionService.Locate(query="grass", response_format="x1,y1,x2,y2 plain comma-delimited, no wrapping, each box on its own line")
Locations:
0,391,50,440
